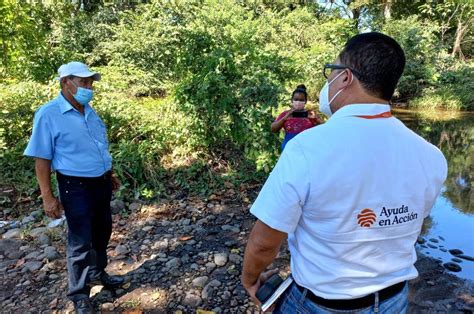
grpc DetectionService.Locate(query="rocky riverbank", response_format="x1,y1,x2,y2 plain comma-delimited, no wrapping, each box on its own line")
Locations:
1,186,473,313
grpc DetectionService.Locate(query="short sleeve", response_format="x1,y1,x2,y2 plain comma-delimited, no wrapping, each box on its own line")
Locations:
250,139,310,233
23,109,54,160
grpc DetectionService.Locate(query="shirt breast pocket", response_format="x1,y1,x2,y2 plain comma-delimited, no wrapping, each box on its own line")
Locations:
91,118,108,144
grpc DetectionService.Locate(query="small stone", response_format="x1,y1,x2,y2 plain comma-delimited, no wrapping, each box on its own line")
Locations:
0,238,22,254
214,253,228,266
229,253,242,264
426,281,435,286
49,274,59,280
192,276,208,288
202,282,214,300
115,245,129,255
29,227,47,237
452,258,463,263
429,238,439,243
457,254,474,262
181,218,191,226
183,293,201,307
209,279,221,287
110,199,125,214
416,237,426,244
438,236,445,241
129,202,141,211
206,262,216,273
443,262,462,272
44,246,60,260
6,250,24,259
3,228,21,239
38,233,51,245
23,261,43,272
422,301,434,308
142,226,153,232
448,249,463,256
25,251,42,260
30,210,43,218
22,216,35,225
427,243,437,249
221,225,240,233
166,257,180,269
101,303,114,311
152,239,169,251
440,248,447,252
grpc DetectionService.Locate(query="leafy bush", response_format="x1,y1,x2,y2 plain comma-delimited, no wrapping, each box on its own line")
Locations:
383,16,440,100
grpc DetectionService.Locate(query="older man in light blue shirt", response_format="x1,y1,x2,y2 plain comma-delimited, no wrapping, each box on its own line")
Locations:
24,62,123,314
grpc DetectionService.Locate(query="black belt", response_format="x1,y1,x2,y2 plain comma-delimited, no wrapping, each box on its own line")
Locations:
295,281,406,310
56,170,112,183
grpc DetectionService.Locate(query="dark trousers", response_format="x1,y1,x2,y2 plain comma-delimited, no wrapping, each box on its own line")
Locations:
57,171,112,302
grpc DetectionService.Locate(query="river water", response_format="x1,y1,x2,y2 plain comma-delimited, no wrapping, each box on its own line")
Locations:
393,108,474,281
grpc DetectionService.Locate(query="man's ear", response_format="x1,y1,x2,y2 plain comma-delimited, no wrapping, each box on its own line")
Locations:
60,77,67,88
341,69,354,85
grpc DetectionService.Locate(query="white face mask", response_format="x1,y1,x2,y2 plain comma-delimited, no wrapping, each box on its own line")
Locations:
292,100,306,110
319,70,350,117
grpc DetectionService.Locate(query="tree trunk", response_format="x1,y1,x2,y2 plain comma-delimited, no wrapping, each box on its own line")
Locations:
352,7,360,30
383,0,392,21
452,20,466,60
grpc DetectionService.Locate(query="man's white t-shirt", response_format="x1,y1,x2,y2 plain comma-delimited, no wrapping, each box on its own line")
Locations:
250,104,447,299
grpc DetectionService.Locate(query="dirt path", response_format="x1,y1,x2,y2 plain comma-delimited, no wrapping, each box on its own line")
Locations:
1,188,473,313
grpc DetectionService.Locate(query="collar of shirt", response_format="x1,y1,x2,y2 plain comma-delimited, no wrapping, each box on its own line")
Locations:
58,92,92,119
329,103,391,121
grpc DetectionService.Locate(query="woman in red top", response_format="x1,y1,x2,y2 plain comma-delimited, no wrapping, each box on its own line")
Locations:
271,84,323,150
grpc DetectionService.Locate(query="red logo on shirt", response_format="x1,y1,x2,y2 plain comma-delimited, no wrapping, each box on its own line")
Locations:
357,208,377,227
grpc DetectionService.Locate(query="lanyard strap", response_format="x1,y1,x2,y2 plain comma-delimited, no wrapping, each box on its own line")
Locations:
354,111,392,119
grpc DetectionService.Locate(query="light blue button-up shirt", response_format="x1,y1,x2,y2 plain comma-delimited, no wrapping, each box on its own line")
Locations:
24,92,112,177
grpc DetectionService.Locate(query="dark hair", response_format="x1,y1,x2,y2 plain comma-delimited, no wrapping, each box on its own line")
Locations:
338,32,405,100
292,84,307,100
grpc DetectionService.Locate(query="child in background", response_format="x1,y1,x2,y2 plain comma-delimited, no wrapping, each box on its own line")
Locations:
271,84,323,151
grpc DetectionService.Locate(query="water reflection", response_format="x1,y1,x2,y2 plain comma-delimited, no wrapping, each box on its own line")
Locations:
393,108,474,280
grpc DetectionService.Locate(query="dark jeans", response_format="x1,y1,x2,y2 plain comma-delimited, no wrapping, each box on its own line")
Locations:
57,171,112,302
274,282,408,314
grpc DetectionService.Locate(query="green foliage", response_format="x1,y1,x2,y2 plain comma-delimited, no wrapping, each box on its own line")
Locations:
1,0,473,202
410,61,474,110
383,16,440,99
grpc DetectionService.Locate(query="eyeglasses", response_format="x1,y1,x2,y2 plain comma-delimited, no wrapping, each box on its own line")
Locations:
323,63,362,80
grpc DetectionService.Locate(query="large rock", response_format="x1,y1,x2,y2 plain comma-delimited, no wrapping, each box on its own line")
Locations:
3,228,21,239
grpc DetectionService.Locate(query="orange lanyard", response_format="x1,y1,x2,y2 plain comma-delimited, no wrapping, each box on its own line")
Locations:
354,111,392,119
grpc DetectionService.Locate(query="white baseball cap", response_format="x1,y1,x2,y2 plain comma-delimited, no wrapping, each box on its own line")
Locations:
56,61,101,81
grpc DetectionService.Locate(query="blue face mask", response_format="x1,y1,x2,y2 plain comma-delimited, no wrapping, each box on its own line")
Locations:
69,80,94,105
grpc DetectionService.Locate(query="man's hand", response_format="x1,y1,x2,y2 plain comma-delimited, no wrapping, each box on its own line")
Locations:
242,269,280,307
111,172,121,192
42,195,63,219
